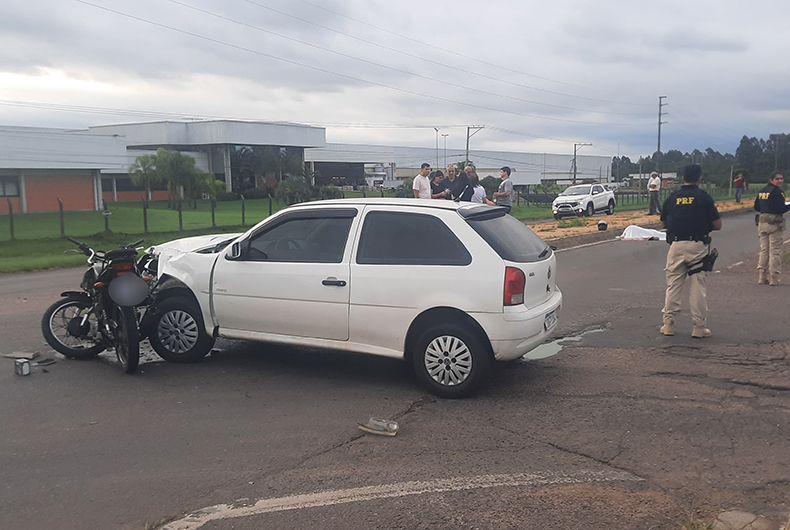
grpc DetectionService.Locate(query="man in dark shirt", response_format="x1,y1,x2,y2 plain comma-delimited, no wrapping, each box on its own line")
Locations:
754,171,789,285
659,164,722,338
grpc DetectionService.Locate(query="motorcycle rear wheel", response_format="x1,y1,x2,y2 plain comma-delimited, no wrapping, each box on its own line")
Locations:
41,296,105,359
113,305,140,374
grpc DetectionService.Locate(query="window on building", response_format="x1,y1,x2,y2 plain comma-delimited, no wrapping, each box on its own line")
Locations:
101,178,113,192
0,177,19,197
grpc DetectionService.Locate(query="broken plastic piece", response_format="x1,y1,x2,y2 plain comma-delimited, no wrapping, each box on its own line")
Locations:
358,417,399,436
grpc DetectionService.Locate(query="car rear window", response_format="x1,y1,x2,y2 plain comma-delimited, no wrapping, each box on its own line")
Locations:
465,213,551,262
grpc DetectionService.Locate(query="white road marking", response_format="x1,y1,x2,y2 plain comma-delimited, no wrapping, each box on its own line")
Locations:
162,470,642,530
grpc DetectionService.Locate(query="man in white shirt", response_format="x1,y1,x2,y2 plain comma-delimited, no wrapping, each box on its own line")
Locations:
413,163,432,199
648,171,662,215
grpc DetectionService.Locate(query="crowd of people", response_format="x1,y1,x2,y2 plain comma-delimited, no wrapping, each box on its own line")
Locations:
412,163,514,213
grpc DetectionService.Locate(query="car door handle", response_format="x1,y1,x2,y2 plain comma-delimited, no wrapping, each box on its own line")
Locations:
322,278,347,287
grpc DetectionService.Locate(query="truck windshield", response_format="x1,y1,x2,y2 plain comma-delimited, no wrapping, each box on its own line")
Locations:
561,185,591,196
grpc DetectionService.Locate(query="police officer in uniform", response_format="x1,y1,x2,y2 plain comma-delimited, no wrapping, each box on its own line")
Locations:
659,164,722,338
754,171,790,285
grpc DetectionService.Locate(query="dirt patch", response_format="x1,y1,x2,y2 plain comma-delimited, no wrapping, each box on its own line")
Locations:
536,199,752,249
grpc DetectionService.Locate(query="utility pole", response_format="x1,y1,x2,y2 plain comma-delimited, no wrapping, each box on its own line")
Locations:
572,142,592,184
657,96,668,173
465,125,484,167
441,133,449,168
434,128,439,170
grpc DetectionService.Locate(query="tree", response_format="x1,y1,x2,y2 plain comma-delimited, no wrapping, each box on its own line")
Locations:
274,175,312,205
480,176,500,197
154,148,208,208
129,154,161,201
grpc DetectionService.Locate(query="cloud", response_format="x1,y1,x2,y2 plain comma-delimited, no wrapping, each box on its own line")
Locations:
0,0,788,159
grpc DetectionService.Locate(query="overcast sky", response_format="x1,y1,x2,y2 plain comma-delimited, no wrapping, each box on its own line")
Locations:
1,0,788,160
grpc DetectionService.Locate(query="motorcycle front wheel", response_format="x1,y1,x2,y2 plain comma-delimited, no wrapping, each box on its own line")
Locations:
112,305,140,374
41,295,105,359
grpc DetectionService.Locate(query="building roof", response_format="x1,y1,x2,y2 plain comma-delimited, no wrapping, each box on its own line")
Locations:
0,125,127,170
84,120,326,149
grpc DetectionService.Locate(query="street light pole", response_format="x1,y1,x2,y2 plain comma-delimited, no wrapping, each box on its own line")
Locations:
434,128,439,170
573,142,592,184
441,133,449,168
465,125,484,167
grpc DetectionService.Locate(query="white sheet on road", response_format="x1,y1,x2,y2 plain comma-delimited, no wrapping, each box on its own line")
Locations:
617,225,666,241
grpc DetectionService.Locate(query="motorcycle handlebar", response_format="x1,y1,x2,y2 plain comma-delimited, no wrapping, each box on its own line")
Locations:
67,236,92,256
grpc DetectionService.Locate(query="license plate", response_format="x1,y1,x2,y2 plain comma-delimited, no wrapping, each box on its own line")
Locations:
544,310,557,331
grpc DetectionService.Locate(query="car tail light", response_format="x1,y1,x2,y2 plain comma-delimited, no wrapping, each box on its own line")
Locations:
111,262,134,272
504,267,525,306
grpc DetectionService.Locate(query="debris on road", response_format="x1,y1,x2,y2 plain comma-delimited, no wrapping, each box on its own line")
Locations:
14,359,31,376
34,358,56,366
2,351,40,360
358,417,399,436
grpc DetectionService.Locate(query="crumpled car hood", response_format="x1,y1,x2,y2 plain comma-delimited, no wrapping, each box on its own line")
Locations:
147,233,242,256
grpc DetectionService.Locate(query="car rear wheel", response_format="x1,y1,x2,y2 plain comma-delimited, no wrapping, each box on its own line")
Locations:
149,297,214,363
412,323,492,398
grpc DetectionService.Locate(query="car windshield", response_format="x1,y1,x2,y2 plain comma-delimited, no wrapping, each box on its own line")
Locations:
560,185,591,196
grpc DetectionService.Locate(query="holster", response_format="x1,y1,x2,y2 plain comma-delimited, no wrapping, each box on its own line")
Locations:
688,246,718,276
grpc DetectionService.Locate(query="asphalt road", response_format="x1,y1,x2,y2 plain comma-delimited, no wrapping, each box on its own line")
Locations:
1,210,788,530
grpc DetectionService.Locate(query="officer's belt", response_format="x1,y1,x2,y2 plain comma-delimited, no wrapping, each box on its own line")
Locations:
759,213,784,225
670,235,710,244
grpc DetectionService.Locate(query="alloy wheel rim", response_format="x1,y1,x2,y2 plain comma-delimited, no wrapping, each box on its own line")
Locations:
424,335,472,387
158,309,199,354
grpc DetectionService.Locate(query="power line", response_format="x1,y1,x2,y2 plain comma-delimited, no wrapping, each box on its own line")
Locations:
293,0,648,104
72,0,634,126
239,0,649,108
167,0,644,118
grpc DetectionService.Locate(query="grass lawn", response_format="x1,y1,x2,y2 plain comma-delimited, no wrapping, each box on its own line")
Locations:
0,226,245,273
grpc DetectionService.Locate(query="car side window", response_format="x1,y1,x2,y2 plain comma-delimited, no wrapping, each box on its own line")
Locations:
356,211,471,265
593,185,603,194
246,216,353,263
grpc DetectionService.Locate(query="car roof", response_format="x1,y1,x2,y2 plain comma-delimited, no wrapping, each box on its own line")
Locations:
287,198,468,212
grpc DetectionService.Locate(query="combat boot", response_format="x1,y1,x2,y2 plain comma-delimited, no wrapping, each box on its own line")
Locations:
758,274,769,285
691,327,712,339
770,276,780,286
660,322,675,336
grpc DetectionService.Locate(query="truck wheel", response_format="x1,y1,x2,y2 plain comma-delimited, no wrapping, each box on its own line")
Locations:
585,203,594,217
606,200,615,215
412,323,492,399
150,298,214,363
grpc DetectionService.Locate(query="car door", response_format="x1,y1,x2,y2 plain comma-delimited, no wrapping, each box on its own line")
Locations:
212,208,359,341
592,185,606,210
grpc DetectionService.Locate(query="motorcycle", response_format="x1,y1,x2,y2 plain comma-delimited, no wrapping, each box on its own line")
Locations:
41,237,150,373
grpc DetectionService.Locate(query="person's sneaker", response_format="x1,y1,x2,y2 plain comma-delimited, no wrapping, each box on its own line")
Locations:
660,323,675,336
758,275,769,285
691,327,712,338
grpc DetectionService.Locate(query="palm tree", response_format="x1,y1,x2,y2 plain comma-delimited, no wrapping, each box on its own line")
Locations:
129,154,161,201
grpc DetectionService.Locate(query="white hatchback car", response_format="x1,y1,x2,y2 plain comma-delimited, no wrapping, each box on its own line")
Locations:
141,199,562,398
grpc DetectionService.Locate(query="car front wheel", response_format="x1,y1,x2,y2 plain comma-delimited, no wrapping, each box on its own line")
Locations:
149,297,215,363
412,323,492,398
606,200,615,215
585,203,594,217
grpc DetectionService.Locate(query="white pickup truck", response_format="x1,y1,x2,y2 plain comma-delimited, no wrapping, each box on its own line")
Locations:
552,184,616,219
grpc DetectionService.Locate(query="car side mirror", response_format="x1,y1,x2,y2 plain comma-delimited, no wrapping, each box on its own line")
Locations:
225,242,243,260
592,190,599,195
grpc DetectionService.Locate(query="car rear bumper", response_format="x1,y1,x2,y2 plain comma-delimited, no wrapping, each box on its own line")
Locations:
473,288,563,361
